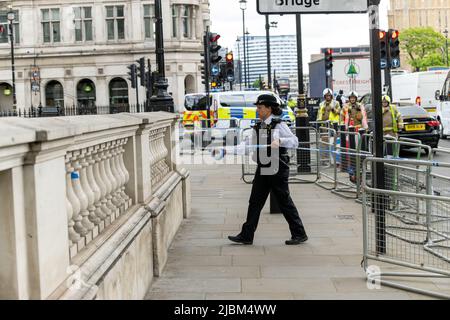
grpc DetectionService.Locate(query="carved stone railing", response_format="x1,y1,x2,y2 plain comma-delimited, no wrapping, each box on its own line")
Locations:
65,139,133,257
0,112,191,300
149,127,171,189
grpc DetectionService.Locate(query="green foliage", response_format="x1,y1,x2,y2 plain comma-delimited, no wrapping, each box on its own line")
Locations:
253,79,262,89
400,27,447,71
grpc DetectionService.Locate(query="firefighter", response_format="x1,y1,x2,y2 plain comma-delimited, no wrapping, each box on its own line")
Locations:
287,96,297,111
382,95,404,138
341,91,368,184
341,91,369,130
213,94,308,246
317,88,341,125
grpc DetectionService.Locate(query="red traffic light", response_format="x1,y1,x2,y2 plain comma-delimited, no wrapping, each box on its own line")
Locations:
226,53,233,62
326,48,333,55
379,30,386,40
210,34,221,42
391,30,400,39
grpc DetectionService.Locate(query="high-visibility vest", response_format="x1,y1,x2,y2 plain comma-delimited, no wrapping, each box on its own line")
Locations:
318,101,340,123
383,105,399,133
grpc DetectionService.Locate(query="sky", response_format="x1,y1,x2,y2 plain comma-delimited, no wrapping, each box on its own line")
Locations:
209,0,390,72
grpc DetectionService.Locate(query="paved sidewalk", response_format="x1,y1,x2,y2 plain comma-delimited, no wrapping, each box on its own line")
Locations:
146,160,446,300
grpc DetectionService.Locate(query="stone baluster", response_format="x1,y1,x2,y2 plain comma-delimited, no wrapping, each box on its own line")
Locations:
110,140,125,209
86,146,106,225
79,148,100,227
104,142,121,211
71,151,95,234
65,154,82,243
113,139,127,206
92,145,112,220
99,143,117,217
118,139,131,203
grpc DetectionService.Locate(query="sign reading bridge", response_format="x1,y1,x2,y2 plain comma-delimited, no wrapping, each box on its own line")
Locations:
257,0,369,14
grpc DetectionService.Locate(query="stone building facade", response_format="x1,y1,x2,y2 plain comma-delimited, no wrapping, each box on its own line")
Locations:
0,0,210,112
388,0,450,70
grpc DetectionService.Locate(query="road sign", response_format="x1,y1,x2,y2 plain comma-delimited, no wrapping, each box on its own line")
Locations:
211,65,220,76
391,58,400,69
380,59,387,69
257,0,368,14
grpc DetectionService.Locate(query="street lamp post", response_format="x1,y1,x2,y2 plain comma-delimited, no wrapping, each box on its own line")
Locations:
265,17,278,90
444,28,449,67
150,0,174,112
239,0,248,89
245,29,250,86
7,10,17,110
236,37,242,91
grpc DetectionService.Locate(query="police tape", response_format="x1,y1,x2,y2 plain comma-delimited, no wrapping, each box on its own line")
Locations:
206,145,409,161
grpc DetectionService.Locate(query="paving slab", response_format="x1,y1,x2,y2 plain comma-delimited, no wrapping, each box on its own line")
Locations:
146,162,450,300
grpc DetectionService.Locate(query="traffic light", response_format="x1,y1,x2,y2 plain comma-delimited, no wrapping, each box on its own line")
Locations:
388,29,401,69
201,32,210,89
209,33,222,77
379,30,388,69
136,57,146,87
127,64,137,89
324,48,333,71
224,52,235,83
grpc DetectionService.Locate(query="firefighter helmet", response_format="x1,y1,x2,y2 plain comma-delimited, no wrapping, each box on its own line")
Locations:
322,88,333,97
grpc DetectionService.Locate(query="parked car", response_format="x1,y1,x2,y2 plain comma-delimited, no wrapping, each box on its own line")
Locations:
359,95,440,149
397,104,441,150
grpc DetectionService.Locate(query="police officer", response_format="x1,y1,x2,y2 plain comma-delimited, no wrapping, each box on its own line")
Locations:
382,95,404,138
317,88,341,125
336,90,345,108
216,94,308,245
341,91,369,130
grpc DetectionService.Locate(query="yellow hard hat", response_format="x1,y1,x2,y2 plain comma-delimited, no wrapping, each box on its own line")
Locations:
382,95,391,103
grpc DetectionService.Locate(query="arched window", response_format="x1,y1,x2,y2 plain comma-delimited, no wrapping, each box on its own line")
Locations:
109,77,128,107
45,80,64,107
0,83,13,112
184,75,196,95
77,79,96,107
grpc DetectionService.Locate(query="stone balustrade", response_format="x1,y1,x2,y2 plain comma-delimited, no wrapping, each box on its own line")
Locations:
0,112,190,300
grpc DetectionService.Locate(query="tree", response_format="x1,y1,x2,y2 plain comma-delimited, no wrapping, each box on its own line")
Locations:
252,79,262,89
400,27,446,71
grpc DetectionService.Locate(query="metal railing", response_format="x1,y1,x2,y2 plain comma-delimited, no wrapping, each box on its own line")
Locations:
362,157,450,299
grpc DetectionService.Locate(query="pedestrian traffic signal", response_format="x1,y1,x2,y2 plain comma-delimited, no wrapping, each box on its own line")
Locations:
127,64,137,89
325,48,333,71
379,30,388,65
388,29,401,69
225,52,235,82
136,57,146,87
209,33,222,78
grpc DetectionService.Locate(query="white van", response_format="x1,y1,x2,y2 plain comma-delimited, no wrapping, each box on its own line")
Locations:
435,70,450,139
392,70,448,117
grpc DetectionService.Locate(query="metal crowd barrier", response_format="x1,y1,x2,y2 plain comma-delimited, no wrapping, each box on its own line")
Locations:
362,157,450,299
240,126,320,184
178,117,242,154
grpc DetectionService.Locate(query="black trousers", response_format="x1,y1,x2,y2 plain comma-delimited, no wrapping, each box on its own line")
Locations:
239,162,307,241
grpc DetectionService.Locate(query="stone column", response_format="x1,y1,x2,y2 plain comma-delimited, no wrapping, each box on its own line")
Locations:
22,140,71,299
0,167,29,299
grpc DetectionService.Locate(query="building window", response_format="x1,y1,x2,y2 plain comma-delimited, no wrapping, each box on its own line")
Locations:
42,8,60,43
74,7,93,42
181,5,189,38
45,80,64,107
109,78,129,106
172,5,196,39
143,4,155,39
106,5,125,41
172,6,178,38
0,10,20,44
